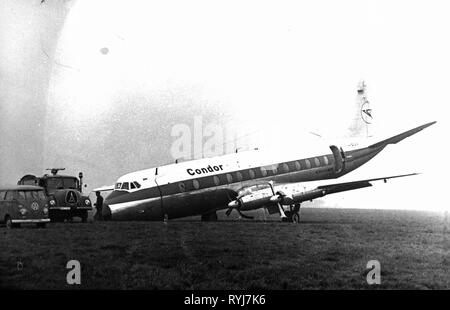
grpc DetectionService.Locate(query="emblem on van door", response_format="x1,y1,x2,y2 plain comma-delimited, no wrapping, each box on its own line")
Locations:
31,202,39,211
66,191,78,204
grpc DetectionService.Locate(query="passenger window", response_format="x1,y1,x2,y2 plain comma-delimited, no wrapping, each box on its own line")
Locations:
0,191,4,200
130,182,136,189
314,157,321,166
226,174,233,183
121,182,129,190
282,163,289,173
305,159,311,169
260,167,267,177
271,165,278,174
213,176,220,186
236,172,243,182
178,182,186,193
323,156,329,165
249,169,255,179
193,179,200,190
295,161,301,170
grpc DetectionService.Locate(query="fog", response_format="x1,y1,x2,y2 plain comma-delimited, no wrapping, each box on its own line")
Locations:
0,0,448,211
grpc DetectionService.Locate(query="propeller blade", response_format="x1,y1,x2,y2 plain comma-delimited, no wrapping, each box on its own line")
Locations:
225,207,233,217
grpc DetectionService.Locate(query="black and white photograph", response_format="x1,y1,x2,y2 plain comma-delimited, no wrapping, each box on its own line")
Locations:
0,0,448,298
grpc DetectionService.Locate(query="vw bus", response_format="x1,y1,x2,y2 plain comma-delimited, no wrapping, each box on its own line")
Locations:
0,185,50,228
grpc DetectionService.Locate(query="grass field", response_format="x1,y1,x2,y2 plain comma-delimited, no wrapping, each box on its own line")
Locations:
0,208,449,289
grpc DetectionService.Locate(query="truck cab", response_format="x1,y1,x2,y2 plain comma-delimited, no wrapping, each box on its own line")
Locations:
18,168,92,222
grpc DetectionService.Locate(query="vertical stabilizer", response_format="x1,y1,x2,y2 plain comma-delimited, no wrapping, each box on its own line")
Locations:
348,80,372,138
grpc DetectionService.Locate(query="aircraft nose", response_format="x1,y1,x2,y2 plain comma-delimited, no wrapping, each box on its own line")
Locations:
102,203,112,220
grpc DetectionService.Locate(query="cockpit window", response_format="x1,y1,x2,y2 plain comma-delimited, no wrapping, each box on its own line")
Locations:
130,182,136,189
121,182,129,190
133,181,141,189
115,183,122,189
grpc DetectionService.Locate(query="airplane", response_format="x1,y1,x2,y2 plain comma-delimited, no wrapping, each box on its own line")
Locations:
95,83,436,222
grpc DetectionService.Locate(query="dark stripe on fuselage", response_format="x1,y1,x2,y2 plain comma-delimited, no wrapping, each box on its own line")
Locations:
104,146,384,219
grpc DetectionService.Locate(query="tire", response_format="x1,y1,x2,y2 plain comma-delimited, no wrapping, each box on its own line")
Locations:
49,211,62,222
81,211,88,223
5,216,12,229
201,212,218,221
292,212,300,223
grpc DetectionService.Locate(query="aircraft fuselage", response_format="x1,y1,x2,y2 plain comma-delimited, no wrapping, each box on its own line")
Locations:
102,143,383,221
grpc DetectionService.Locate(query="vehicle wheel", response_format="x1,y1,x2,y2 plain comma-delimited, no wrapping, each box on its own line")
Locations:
5,216,12,229
201,212,218,221
81,211,88,223
37,223,47,228
292,212,300,223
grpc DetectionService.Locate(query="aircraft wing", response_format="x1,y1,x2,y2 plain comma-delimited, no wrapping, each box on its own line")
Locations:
315,173,419,196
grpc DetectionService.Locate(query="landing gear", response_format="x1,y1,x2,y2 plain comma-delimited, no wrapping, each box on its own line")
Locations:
201,211,218,222
5,216,13,229
281,204,301,223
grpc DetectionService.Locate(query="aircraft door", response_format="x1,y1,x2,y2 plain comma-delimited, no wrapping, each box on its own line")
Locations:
329,145,345,174
150,177,165,220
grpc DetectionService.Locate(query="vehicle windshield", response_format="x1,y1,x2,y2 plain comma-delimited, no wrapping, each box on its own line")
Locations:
18,190,46,200
46,177,79,193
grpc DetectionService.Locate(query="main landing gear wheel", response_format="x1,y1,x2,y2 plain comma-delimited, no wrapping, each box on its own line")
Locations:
291,212,300,223
282,205,301,223
5,216,12,229
201,211,218,222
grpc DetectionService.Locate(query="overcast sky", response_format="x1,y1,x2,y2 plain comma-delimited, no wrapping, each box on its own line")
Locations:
0,0,447,211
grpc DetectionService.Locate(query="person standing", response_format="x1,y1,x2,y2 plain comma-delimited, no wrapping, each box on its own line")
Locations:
94,191,104,221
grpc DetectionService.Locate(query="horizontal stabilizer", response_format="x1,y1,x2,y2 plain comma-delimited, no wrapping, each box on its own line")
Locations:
369,121,436,149
92,185,115,192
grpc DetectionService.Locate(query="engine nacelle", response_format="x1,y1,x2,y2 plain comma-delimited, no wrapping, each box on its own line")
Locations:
228,183,328,212
237,187,274,211
290,188,326,203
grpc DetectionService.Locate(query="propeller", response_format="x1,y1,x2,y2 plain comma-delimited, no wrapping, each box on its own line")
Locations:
225,191,253,219
268,182,287,219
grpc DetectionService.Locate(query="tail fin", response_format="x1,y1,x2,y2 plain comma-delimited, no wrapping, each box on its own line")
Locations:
348,80,372,138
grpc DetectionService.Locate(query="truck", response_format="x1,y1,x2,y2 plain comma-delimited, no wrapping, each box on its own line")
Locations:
17,168,92,222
